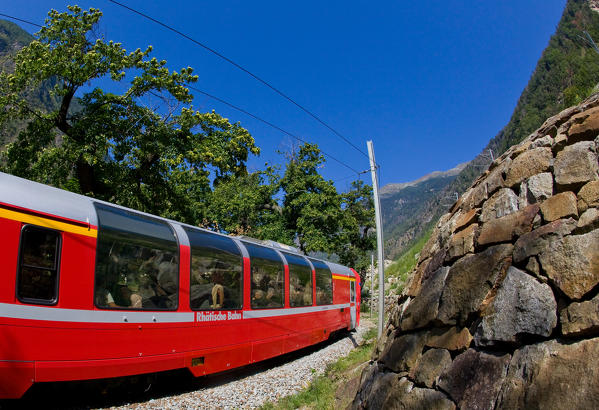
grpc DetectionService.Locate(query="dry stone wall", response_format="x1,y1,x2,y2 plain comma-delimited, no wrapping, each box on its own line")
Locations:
351,94,599,410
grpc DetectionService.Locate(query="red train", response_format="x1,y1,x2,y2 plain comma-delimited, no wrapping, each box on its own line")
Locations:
0,172,360,399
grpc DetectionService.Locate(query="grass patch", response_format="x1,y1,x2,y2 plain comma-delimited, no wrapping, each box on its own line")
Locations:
260,325,377,410
385,227,433,293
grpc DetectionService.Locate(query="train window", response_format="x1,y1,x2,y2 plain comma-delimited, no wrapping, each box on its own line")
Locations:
310,259,333,305
17,225,61,304
245,242,284,309
283,252,312,307
186,228,243,310
94,204,179,310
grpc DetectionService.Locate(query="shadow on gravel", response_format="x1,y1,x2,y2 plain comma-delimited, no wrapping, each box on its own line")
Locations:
0,329,355,410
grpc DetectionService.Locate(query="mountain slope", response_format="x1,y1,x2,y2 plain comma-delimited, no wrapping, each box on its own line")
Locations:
381,163,466,259
384,0,599,259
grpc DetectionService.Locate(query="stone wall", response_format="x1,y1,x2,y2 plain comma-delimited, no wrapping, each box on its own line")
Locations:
351,95,599,410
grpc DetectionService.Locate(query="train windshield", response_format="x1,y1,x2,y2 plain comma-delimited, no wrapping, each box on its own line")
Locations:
93,203,179,310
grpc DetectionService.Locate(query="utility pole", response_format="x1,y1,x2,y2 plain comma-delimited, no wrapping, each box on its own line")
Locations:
367,141,385,338
370,253,374,319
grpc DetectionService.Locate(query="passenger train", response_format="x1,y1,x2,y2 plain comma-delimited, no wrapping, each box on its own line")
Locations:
0,172,360,399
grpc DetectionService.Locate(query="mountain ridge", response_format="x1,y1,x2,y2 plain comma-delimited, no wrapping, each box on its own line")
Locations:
380,162,468,198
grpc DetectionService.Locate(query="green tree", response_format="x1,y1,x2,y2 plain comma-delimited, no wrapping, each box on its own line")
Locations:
0,6,258,224
336,180,376,276
279,143,342,254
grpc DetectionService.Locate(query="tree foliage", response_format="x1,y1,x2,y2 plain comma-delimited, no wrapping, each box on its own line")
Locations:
0,7,375,272
0,6,258,224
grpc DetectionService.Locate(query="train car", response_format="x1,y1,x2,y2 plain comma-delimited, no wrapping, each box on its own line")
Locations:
0,172,360,399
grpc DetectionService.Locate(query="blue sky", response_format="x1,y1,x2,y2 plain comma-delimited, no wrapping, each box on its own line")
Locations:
2,1,567,191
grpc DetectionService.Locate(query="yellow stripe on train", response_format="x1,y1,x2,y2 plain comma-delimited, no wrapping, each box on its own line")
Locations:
332,274,355,282
0,208,98,238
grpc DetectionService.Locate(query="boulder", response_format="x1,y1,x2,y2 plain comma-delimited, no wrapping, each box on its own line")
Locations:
454,208,479,232
378,331,428,373
437,244,513,326
578,180,599,213
411,348,452,388
351,366,397,410
526,172,553,202
577,208,599,233
539,191,578,222
479,188,519,223
402,267,450,330
538,228,599,300
446,224,478,262
512,217,577,264
437,348,511,410
496,338,599,409
505,147,552,188
426,327,472,351
560,293,599,336
381,377,456,410
477,204,539,246
473,267,557,346
567,106,599,143
554,141,599,189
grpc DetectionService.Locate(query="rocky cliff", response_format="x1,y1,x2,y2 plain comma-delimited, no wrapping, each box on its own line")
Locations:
351,94,599,409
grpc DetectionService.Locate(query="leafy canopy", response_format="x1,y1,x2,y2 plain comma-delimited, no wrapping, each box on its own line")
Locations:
0,6,259,224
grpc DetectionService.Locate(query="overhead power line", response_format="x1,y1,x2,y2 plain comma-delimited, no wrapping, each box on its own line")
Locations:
106,0,370,160
189,85,362,175
0,13,41,27
0,11,366,177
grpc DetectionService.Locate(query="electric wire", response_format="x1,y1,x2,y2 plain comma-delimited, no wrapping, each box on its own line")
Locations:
0,10,371,178
105,0,371,161
0,13,41,27
189,85,362,175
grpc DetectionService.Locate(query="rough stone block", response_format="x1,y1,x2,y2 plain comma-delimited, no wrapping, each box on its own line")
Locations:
474,267,557,346
411,348,452,388
437,244,513,326
480,188,520,223
505,147,553,188
539,228,599,300
379,331,427,373
526,172,554,202
561,293,599,337
446,223,478,262
530,135,554,149
513,217,577,263
477,204,539,246
540,191,578,222
568,106,599,143
577,207,599,234
426,327,473,351
382,378,456,410
486,158,511,196
554,141,599,189
577,180,599,213
437,349,511,410
496,338,599,410
454,208,479,232
401,267,450,330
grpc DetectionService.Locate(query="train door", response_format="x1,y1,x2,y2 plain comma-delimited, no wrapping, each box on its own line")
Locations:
350,280,356,329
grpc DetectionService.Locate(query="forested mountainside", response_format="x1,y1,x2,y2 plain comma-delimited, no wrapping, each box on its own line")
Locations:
381,163,466,259
0,19,60,145
384,0,599,260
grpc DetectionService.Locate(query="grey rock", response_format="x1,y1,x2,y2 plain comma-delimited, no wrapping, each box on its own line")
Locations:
560,293,599,336
526,172,553,203
474,267,557,346
382,377,456,410
411,348,452,388
496,338,599,410
437,348,511,410
554,141,599,189
505,147,552,188
512,217,577,264
539,228,599,300
437,244,513,326
577,207,599,233
402,267,450,330
379,331,427,373
480,188,520,223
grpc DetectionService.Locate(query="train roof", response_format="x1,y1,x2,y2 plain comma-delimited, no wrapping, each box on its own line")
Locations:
0,172,354,276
